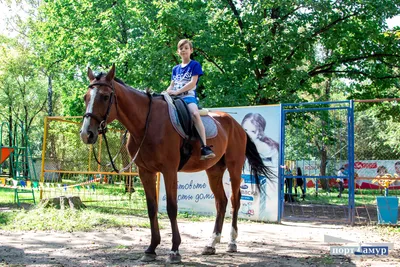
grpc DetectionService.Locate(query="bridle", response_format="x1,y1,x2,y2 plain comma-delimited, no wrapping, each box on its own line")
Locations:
82,79,153,173
83,81,115,135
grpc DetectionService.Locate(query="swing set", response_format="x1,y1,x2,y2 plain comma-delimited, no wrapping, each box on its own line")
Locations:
0,121,38,206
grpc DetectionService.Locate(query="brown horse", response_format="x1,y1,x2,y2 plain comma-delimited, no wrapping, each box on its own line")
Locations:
80,64,273,264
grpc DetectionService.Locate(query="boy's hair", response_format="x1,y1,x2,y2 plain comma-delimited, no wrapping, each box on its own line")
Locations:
177,39,193,50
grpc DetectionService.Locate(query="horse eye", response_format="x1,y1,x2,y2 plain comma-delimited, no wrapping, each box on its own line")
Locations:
83,95,87,102
103,95,110,101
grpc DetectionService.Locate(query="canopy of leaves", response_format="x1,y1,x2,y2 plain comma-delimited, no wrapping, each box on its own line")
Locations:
1,0,400,163
27,0,400,112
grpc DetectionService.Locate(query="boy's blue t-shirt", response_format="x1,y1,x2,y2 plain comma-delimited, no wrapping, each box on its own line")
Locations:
171,60,203,99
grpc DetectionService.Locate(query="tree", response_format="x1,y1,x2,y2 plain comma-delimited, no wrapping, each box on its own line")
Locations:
30,0,400,108
0,35,47,135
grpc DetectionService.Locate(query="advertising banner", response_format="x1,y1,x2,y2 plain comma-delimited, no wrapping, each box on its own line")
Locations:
297,160,400,189
158,105,281,222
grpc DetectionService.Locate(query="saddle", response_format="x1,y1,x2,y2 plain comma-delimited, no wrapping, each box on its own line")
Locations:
162,93,218,170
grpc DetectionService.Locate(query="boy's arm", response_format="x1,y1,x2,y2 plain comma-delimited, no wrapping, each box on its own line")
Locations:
174,75,199,95
166,80,175,94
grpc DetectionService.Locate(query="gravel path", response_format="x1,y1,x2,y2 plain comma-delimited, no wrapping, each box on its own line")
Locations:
0,219,399,266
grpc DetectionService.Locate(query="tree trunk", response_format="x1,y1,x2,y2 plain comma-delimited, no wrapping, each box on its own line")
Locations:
39,196,86,209
320,148,329,190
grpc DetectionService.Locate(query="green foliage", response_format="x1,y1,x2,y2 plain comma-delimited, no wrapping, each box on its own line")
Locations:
1,0,400,168
0,36,47,129
0,211,15,226
284,104,348,169
27,0,400,109
355,102,400,159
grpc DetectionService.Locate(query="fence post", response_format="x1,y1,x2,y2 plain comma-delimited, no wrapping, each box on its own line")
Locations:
40,116,48,200
278,104,285,223
348,100,355,225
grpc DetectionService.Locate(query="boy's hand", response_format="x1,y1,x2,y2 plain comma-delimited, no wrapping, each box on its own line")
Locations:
167,89,178,96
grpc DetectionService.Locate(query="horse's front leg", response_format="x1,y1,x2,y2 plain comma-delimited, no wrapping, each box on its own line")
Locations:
138,168,160,262
162,170,182,264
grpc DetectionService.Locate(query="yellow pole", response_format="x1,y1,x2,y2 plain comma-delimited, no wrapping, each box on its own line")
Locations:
40,116,48,200
88,145,92,172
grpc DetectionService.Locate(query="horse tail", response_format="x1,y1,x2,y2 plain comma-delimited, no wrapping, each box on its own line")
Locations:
245,134,275,191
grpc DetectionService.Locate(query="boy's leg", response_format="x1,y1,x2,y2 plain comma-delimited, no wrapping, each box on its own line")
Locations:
187,103,207,145
187,103,215,160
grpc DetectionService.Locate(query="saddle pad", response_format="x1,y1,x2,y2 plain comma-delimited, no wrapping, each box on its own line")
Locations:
162,92,218,139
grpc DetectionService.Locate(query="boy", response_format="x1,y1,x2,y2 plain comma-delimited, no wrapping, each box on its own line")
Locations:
166,39,215,160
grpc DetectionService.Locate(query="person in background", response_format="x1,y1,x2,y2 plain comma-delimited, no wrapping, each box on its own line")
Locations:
295,167,305,200
337,167,346,198
284,166,294,202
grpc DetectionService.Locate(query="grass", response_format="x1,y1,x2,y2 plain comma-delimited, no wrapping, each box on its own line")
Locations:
1,180,397,231
0,211,15,226
368,224,400,236
0,206,152,231
298,187,400,206
0,187,40,204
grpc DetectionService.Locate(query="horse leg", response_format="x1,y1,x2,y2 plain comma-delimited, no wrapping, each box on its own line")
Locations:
202,160,227,255
163,171,182,264
139,169,160,262
226,163,243,253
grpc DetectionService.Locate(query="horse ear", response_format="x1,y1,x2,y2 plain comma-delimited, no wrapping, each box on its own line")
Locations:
105,63,115,81
87,67,95,81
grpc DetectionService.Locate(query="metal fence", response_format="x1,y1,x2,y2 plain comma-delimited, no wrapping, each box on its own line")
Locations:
280,101,354,224
352,99,400,224
281,99,400,225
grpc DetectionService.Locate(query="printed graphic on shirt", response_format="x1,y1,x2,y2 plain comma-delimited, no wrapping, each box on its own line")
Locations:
173,70,194,91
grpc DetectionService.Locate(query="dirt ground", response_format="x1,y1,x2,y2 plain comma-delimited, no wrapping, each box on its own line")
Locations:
0,218,399,267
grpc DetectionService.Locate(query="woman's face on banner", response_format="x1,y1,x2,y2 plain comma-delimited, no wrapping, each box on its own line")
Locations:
242,120,258,141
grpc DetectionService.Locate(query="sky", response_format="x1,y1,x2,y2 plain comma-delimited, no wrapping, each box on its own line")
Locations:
387,16,400,29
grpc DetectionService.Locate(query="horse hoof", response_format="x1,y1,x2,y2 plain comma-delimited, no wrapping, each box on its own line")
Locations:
166,251,182,264
226,243,237,253
140,253,156,262
201,246,216,255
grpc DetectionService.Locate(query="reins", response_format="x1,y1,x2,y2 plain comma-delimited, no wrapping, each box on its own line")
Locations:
118,92,153,173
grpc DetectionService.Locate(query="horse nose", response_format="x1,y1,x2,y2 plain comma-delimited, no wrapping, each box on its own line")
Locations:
80,125,97,144
80,128,94,144
87,130,94,141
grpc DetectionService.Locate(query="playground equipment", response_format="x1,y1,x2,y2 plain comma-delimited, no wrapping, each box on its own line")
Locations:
1,147,14,164
0,121,37,206
40,116,146,210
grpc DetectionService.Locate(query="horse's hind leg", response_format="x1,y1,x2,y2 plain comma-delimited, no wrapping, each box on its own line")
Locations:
202,159,227,255
138,168,160,262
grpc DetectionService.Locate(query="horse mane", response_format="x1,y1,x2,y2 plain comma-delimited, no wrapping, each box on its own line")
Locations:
114,77,153,95
94,72,152,95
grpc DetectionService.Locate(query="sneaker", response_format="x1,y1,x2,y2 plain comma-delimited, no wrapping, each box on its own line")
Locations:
200,145,215,160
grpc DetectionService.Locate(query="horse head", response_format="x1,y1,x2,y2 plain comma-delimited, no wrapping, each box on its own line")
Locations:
80,64,117,144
